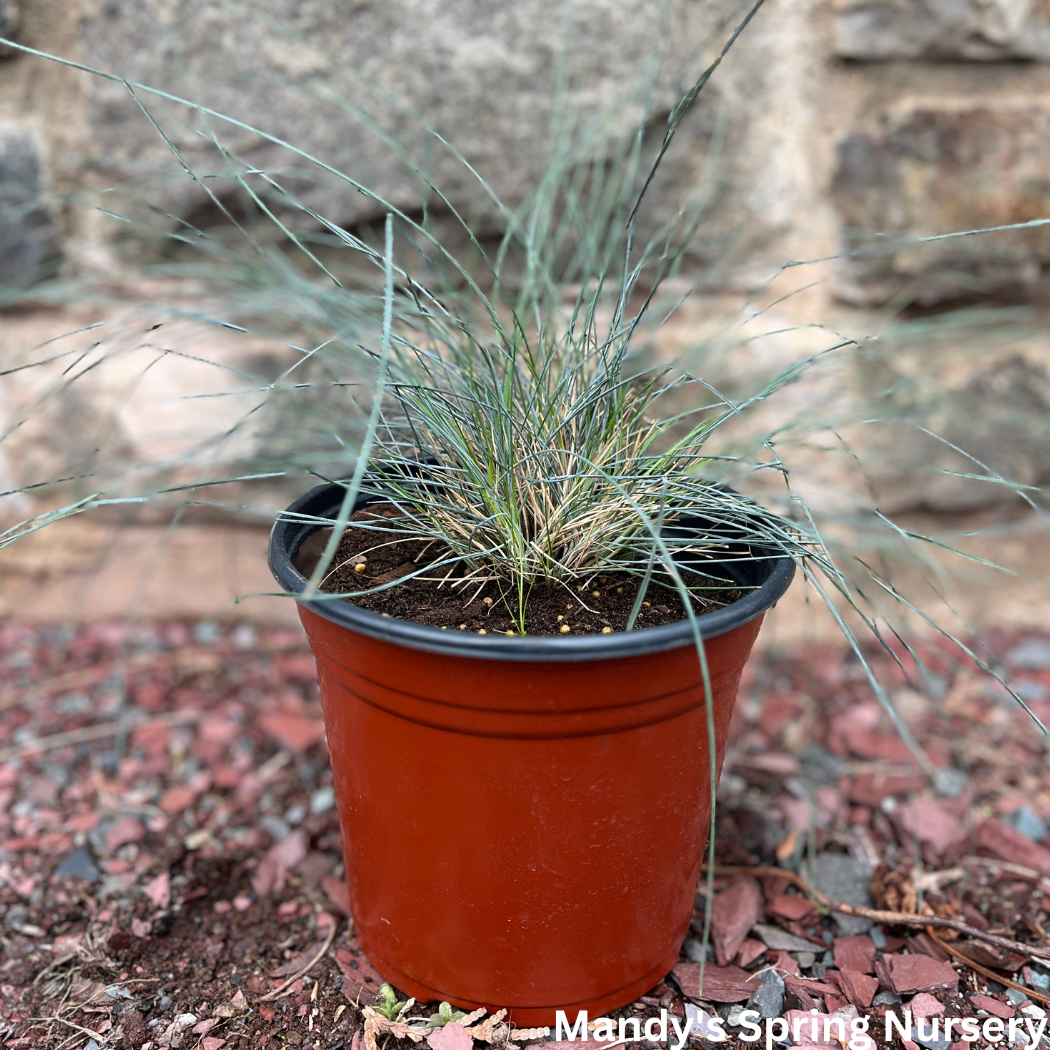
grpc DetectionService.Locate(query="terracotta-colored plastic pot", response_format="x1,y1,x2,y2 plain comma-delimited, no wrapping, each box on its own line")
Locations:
269,482,794,1025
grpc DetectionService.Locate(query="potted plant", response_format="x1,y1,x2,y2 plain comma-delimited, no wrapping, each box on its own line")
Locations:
4,0,1034,1028
268,464,796,1024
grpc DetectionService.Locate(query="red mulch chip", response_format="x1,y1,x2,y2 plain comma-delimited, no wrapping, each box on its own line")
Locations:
833,935,876,974
258,712,327,753
975,818,1050,877
848,772,927,808
105,815,146,851
334,940,385,1003
785,975,839,997
426,1023,473,1050
875,953,959,994
766,892,818,922
783,1010,840,1047
909,931,951,962
144,870,171,908
773,950,801,977
909,993,945,1019
836,969,879,1008
892,798,962,855
736,937,767,966
969,994,1014,1019
323,873,352,917
159,785,199,814
672,962,756,1002
710,876,764,966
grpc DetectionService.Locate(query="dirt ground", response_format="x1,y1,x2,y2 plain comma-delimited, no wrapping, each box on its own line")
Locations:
3,619,1050,1050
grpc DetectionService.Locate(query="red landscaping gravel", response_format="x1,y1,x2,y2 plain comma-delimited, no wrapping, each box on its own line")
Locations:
2,621,1050,1049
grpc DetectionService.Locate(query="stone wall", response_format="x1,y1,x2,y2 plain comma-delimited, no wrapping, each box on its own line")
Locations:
3,0,740,268
834,0,1050,61
2,0,1050,516
4,0,1049,301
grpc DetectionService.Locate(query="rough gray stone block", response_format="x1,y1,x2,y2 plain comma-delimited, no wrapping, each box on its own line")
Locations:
0,130,61,286
834,0,1050,61
831,105,1050,306
747,969,785,1019
75,1,727,242
812,853,873,935
0,0,20,57
836,152,1047,509
864,353,1050,513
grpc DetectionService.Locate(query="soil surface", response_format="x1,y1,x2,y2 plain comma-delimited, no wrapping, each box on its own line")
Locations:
306,508,745,636
4,621,1050,1050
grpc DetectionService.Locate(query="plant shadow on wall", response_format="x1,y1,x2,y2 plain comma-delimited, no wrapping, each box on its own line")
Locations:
1,0,1050,1015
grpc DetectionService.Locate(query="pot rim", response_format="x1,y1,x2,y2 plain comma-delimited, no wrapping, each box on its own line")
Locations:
268,481,797,663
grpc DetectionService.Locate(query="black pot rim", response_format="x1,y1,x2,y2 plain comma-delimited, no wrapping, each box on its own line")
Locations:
268,481,797,663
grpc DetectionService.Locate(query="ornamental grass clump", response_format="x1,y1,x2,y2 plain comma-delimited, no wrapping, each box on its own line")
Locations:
235,1,821,635
301,207,812,635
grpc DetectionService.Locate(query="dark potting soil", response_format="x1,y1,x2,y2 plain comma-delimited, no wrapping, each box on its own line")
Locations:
301,506,747,636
